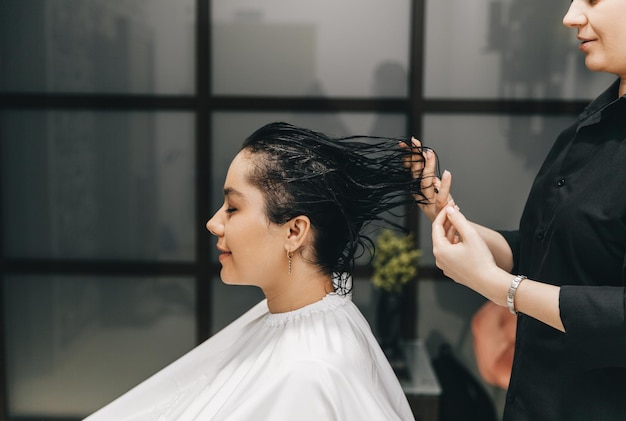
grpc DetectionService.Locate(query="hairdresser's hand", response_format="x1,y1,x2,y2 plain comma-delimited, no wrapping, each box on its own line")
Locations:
401,137,455,222
434,206,564,331
432,206,501,298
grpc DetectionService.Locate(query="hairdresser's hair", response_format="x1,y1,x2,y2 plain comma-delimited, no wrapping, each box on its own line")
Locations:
241,122,426,293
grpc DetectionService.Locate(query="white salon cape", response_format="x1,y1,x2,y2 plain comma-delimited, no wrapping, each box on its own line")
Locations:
84,293,414,420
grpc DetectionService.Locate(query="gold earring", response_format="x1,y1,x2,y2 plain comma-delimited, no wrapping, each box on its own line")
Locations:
287,251,292,275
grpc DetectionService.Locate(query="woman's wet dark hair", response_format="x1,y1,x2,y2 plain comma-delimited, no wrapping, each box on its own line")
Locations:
241,122,428,293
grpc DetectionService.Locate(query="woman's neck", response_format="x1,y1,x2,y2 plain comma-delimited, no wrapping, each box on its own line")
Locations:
264,270,334,314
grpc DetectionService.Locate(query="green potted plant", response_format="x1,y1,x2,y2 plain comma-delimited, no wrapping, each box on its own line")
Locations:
372,228,421,379
372,229,421,293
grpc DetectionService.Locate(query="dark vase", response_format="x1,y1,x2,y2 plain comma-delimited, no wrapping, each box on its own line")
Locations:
375,286,410,380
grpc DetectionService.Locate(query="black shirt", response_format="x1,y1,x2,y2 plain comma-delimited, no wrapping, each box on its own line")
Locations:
501,79,626,421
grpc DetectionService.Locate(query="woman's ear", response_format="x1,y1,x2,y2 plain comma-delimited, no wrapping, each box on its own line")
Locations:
285,215,311,252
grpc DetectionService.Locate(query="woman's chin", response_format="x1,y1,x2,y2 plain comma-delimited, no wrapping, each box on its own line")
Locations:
219,274,244,286
218,269,257,287
219,275,236,285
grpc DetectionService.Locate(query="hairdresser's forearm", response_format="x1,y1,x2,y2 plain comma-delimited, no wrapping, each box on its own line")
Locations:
482,268,564,332
471,222,514,272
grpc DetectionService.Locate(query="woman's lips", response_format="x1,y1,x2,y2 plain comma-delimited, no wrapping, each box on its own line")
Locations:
579,38,594,52
218,251,231,262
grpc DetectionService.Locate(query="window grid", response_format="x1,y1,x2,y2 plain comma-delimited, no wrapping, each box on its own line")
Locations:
0,1,586,419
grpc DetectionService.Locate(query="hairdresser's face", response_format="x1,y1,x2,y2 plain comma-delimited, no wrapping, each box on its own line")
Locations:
206,151,287,287
563,0,626,77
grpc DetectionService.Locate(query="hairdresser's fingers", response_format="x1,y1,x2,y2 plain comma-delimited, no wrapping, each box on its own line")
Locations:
435,170,454,209
400,141,412,169
437,171,458,243
434,207,499,291
438,205,480,246
399,137,421,165
432,206,469,279
432,206,454,246
420,148,438,193
435,210,460,245
433,205,475,247
441,206,465,232
413,148,440,217
445,217,457,243
401,137,426,177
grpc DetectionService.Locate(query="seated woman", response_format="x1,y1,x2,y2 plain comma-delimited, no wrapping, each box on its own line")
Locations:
85,122,427,421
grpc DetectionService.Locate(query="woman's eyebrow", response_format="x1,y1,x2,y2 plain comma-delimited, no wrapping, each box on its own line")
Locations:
223,187,245,198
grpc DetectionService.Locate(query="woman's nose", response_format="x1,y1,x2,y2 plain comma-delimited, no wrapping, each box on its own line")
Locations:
563,2,586,28
206,212,222,236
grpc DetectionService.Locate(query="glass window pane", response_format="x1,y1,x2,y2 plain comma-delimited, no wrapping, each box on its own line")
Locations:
4,275,196,418
418,113,577,264
352,276,376,327
211,0,410,97
210,278,264,333
1,110,195,260
0,0,195,94
424,0,615,99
